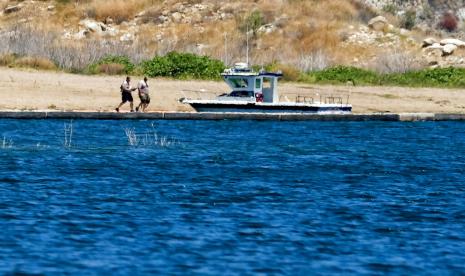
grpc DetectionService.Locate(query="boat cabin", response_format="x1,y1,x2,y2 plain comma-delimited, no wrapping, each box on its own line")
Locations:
221,63,282,103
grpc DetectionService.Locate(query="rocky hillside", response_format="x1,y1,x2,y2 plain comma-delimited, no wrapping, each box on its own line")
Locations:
1,0,465,73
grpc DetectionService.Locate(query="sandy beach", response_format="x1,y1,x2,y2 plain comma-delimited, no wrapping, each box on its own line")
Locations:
1,67,465,114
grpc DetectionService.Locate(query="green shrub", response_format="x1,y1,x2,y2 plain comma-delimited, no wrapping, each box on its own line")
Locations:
240,10,265,36
382,4,397,15
86,55,135,75
141,52,225,80
382,67,465,87
307,66,380,85
400,9,416,30
301,66,465,88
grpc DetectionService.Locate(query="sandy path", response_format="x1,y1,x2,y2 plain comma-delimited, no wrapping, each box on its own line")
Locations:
1,67,465,113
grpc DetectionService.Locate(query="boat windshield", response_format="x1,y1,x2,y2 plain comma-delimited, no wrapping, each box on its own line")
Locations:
228,78,249,88
229,91,253,97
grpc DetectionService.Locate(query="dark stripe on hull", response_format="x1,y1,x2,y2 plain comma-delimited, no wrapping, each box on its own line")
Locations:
190,103,352,113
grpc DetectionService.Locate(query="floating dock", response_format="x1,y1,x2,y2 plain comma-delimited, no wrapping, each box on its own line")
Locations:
0,111,465,121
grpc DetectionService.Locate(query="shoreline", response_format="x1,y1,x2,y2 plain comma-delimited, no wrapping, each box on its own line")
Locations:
2,67,465,114
0,111,464,122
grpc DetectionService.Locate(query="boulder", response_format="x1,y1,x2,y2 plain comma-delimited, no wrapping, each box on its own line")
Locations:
4,5,21,14
457,8,465,21
80,19,104,33
368,16,388,31
425,43,444,50
47,5,55,11
120,33,134,42
422,37,437,48
74,29,90,40
443,44,457,55
440,38,465,47
424,44,444,57
80,20,110,35
257,24,276,34
102,26,118,37
105,17,113,25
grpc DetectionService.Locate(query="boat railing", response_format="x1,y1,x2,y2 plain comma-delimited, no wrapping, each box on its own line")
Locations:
181,89,218,100
296,95,314,104
324,96,343,105
280,93,350,106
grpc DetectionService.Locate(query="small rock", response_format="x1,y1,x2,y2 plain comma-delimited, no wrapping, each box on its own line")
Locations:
74,29,90,40
368,16,388,32
399,28,410,36
171,12,182,23
4,5,21,14
47,5,55,11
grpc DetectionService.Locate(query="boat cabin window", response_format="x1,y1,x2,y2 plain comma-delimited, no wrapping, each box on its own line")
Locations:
228,78,249,88
255,78,262,89
263,78,272,88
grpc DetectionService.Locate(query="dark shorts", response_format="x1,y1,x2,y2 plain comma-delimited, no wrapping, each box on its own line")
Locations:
121,91,133,103
139,93,150,104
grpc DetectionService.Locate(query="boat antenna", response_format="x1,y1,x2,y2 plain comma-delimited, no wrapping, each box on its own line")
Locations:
224,32,228,66
246,23,249,66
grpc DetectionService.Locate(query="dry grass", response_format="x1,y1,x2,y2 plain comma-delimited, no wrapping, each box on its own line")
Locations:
84,0,155,24
0,54,16,67
14,56,57,70
0,0,414,71
372,49,423,74
97,63,125,75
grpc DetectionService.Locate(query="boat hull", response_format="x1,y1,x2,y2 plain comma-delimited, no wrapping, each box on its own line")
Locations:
189,102,352,113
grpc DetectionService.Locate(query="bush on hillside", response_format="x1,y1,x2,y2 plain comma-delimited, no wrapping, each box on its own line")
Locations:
383,67,465,87
141,52,225,80
382,4,397,15
302,66,465,88
439,11,458,32
240,10,265,36
400,9,416,30
86,55,135,75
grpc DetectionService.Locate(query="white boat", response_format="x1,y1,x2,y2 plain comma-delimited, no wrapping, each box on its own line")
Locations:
180,63,352,113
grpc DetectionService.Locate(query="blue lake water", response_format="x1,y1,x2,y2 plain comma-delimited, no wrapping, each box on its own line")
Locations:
1,119,465,275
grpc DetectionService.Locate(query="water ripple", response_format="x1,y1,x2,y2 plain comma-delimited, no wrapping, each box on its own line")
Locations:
0,120,465,274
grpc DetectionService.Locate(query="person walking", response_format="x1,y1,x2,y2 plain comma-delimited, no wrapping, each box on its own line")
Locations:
136,77,150,112
115,76,136,112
